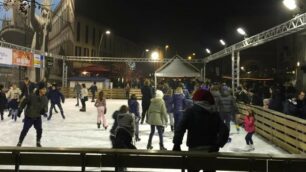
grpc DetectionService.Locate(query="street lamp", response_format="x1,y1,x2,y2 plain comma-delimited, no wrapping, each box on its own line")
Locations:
220,39,226,46
240,66,245,71
165,45,169,49
237,27,247,37
192,53,196,56
297,61,300,67
283,0,297,10
188,56,192,60
205,48,211,54
98,30,111,56
151,51,159,61
146,49,149,52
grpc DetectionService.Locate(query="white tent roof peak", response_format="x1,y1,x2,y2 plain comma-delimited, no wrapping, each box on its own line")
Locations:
155,55,200,77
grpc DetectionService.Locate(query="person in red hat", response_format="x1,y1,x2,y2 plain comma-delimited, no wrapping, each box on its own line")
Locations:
172,88,229,172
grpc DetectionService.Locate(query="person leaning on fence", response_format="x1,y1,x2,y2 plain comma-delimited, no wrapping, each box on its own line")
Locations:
16,82,48,147
173,89,229,172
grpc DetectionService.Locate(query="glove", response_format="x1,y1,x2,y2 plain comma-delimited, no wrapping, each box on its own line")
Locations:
172,144,181,151
17,109,22,117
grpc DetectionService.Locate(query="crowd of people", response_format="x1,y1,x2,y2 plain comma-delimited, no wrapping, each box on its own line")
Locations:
3,77,299,171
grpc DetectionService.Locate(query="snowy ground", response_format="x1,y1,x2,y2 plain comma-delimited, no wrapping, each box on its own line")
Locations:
0,99,287,171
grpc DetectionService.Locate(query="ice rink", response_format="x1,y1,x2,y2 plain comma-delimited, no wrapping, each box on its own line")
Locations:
0,98,287,171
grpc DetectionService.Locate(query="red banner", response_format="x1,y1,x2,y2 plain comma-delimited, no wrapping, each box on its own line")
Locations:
12,49,33,67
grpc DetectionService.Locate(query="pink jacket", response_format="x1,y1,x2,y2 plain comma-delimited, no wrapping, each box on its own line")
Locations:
244,116,255,133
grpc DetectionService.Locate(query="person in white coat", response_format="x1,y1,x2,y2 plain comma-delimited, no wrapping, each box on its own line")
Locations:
80,84,88,112
146,90,168,150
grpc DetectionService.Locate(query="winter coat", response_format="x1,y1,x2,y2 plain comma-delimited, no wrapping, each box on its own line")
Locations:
173,103,228,149
81,88,88,99
0,91,7,111
48,89,65,104
244,116,255,133
110,111,120,136
283,98,306,119
163,95,174,113
95,98,106,107
89,84,98,93
173,93,185,114
20,82,36,98
116,112,135,137
6,88,22,100
141,85,153,106
128,99,140,117
236,90,250,104
211,90,222,112
73,84,82,94
219,91,237,114
19,93,48,118
146,98,168,126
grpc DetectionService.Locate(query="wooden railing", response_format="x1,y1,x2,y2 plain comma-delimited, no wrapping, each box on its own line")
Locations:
237,103,306,154
0,147,306,172
61,88,142,99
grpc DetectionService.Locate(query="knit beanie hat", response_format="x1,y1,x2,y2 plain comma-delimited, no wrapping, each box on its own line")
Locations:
155,90,164,98
192,89,215,105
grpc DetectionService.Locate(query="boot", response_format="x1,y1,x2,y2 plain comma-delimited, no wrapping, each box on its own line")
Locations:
97,123,101,129
36,141,42,147
170,125,174,132
80,108,85,112
16,142,22,147
147,145,153,150
160,144,167,151
75,103,79,106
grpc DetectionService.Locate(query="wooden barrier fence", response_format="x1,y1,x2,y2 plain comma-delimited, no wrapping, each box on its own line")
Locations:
237,103,306,154
0,147,306,172
61,88,142,100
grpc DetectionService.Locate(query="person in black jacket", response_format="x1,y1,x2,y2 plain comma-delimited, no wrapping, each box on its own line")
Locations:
17,82,48,147
47,84,65,120
140,79,153,124
89,82,98,102
0,84,7,120
173,89,229,172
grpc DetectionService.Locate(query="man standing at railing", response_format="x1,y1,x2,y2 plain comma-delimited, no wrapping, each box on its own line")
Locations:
16,82,48,147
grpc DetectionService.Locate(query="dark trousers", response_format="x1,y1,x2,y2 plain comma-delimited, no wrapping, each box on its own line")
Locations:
174,111,183,130
141,103,150,123
91,92,96,102
48,103,64,119
18,116,42,143
76,93,80,105
147,125,164,146
0,110,3,120
81,98,86,109
245,132,254,145
135,116,140,138
220,112,231,131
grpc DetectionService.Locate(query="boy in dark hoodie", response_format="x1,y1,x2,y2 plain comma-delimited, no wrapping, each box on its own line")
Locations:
17,82,48,147
47,84,65,120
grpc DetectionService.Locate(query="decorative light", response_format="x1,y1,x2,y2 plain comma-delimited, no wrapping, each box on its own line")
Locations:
220,39,226,46
151,51,159,60
205,48,211,54
237,28,247,36
283,0,297,10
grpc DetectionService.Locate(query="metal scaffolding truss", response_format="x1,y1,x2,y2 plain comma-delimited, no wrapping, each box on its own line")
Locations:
65,56,204,63
204,13,306,63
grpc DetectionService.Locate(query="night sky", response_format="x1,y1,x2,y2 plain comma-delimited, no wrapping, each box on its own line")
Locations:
76,0,293,57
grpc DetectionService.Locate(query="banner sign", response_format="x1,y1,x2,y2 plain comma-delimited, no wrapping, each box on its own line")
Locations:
0,47,12,65
12,49,33,67
34,54,42,68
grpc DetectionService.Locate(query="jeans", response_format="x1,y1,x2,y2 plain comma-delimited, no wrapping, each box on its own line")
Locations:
174,111,183,130
135,116,140,138
147,125,164,146
76,93,80,105
141,103,150,123
81,98,86,109
91,92,96,102
18,116,42,143
245,132,254,145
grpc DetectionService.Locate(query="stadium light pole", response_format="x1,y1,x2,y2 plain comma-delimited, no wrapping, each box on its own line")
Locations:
237,27,248,39
220,39,226,47
283,0,297,10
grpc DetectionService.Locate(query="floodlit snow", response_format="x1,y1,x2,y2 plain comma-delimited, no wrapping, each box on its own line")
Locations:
0,99,287,171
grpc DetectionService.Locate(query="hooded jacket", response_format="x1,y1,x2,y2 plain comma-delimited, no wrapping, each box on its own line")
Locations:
219,90,237,113
173,103,226,149
19,92,48,118
128,99,140,117
146,97,168,126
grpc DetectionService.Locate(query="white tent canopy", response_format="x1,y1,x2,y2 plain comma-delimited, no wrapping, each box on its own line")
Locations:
154,55,201,87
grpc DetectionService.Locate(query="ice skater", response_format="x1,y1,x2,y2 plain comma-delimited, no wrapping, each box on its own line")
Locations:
47,83,65,120
244,109,255,151
0,84,7,121
17,83,48,147
80,84,88,112
73,81,81,106
89,82,98,102
128,94,141,141
6,84,22,121
95,90,108,129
